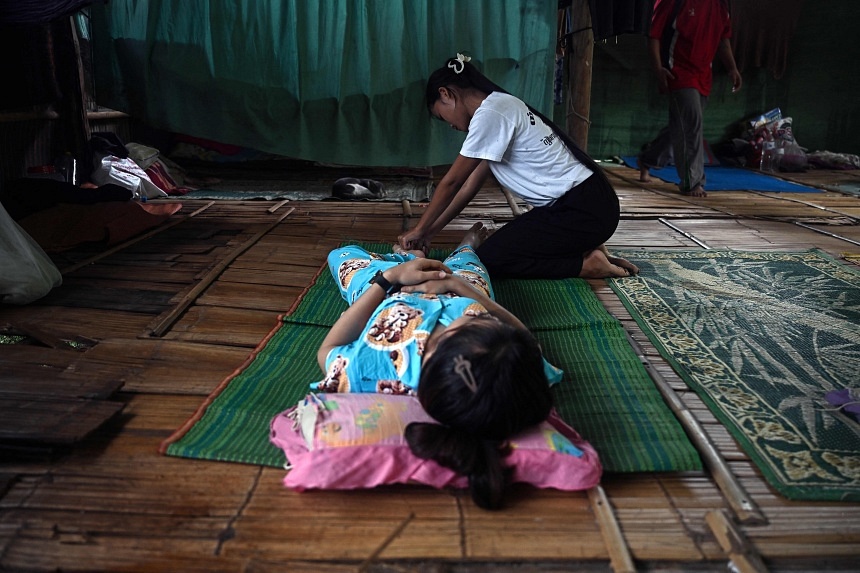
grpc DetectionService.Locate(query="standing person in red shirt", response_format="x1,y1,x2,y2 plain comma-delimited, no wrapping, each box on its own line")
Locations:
638,0,742,197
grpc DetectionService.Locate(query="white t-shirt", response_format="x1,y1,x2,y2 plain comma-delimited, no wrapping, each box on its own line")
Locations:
460,92,593,207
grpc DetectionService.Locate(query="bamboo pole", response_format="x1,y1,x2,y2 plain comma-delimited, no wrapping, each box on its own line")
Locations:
500,187,523,217
146,208,294,337
622,331,767,525
60,201,214,275
588,486,637,573
706,510,769,573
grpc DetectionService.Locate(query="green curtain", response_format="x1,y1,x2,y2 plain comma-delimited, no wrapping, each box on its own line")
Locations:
91,0,556,167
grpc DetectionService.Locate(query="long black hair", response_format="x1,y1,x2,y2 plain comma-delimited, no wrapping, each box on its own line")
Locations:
425,55,605,177
405,317,553,509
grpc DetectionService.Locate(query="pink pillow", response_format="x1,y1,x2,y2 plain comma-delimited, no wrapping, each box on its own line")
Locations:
269,393,602,492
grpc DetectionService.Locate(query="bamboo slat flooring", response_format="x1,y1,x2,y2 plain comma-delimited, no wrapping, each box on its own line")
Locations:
1,165,859,571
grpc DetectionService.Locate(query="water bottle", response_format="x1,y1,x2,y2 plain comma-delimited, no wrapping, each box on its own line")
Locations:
55,153,77,184
760,136,776,173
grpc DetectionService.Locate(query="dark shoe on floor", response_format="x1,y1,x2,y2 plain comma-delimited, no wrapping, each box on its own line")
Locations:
332,178,385,200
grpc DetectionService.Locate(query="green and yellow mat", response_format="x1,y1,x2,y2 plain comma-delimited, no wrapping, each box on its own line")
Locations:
162,245,702,474
609,249,860,501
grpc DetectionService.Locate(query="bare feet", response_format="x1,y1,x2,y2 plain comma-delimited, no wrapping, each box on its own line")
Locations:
682,185,707,197
459,222,490,250
639,165,651,183
607,254,639,276
581,246,640,279
392,244,426,258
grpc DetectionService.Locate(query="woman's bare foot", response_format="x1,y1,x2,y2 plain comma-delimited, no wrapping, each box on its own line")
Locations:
392,244,426,258
639,165,651,183
682,185,707,197
458,222,490,249
581,247,639,278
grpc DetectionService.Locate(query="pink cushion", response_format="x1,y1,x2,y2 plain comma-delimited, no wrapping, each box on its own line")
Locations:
269,393,602,492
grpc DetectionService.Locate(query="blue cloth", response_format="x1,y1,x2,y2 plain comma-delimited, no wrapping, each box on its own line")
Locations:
314,245,563,394
621,156,821,193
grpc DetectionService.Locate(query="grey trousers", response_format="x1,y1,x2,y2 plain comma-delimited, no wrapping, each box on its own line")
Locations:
640,88,708,193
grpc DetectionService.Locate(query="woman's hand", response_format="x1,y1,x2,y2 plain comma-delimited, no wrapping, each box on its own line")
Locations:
403,272,530,332
397,228,430,254
384,258,450,287
399,273,469,297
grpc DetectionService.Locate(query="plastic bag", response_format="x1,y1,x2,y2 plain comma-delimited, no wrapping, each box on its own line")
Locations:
771,117,808,172
0,202,62,305
90,153,168,200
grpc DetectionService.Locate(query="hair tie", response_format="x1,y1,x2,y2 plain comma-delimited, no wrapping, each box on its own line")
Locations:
447,53,471,74
453,355,478,393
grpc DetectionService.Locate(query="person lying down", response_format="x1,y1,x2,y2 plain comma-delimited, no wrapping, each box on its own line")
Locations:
313,223,561,508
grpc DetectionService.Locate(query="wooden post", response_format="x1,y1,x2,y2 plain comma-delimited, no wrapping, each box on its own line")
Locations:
65,15,92,183
567,0,593,151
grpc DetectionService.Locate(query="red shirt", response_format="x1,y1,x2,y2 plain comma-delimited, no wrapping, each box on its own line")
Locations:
650,0,732,96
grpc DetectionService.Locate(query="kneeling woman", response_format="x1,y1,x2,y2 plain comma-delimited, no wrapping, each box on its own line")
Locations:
399,54,638,279
316,225,558,508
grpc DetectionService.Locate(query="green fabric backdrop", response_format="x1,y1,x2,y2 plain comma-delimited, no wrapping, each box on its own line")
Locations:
90,0,556,167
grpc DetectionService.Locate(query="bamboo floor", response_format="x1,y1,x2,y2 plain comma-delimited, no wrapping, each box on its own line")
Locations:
1,162,859,572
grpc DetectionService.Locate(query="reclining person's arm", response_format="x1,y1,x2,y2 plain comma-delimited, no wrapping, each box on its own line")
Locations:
317,258,450,371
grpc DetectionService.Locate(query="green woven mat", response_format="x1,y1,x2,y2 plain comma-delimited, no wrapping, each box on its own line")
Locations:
610,249,860,501
163,245,701,473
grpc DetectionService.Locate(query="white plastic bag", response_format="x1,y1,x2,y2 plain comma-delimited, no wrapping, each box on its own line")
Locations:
90,153,168,200
0,202,62,305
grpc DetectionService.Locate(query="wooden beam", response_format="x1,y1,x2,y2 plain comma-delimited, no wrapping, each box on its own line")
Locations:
589,486,637,573
60,201,214,275
500,187,523,217
146,208,295,337
706,510,769,573
66,15,91,183
567,0,594,150
621,330,767,525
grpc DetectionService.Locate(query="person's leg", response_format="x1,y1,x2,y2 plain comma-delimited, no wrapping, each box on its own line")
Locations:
638,125,674,182
475,173,620,278
327,246,405,305
443,223,494,299
668,88,706,196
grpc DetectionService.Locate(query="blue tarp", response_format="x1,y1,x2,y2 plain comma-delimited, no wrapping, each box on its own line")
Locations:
621,156,821,193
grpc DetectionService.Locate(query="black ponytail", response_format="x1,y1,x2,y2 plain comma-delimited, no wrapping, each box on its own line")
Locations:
405,422,512,510
425,56,606,177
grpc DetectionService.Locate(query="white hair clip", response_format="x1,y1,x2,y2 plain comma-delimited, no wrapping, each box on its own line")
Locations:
447,53,472,74
453,355,478,394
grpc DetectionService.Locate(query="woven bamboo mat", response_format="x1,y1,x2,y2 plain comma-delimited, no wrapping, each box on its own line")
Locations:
162,244,701,474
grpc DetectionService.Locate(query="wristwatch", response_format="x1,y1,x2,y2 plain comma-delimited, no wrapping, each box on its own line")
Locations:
368,270,401,295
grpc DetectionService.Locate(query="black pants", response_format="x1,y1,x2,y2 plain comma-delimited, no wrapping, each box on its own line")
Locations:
476,172,620,279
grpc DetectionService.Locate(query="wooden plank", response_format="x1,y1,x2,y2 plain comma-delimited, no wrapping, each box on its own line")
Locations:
0,398,124,444
0,307,153,340
59,202,212,275
195,282,304,312
64,339,251,395
163,306,282,347
0,374,122,400
706,510,768,573
147,209,294,336
588,486,636,573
